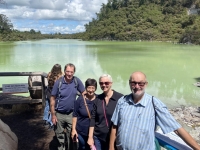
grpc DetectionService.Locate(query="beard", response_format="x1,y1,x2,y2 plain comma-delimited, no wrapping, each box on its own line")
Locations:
131,88,145,99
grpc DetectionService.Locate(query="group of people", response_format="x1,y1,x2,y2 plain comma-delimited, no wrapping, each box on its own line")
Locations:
43,63,200,150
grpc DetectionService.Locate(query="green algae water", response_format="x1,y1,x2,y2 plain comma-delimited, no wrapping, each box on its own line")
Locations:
0,39,200,108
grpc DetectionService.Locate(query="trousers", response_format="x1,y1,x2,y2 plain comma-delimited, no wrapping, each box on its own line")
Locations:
55,112,73,150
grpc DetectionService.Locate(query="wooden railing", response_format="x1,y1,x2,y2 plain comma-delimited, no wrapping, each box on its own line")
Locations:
0,72,48,106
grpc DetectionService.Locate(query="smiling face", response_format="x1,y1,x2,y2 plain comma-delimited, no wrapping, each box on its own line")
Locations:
129,72,148,99
64,66,75,82
86,86,96,97
99,76,112,93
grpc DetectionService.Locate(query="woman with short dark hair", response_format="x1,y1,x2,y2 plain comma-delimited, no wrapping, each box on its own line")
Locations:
72,78,98,150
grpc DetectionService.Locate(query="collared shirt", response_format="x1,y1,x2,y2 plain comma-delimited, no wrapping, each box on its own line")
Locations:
73,95,97,136
90,90,123,141
51,76,85,114
111,93,181,150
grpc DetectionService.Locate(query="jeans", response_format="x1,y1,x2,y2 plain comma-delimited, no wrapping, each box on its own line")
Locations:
43,99,53,126
78,134,90,150
93,136,108,150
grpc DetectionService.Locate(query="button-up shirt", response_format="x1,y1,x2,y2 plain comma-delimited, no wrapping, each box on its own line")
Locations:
90,90,123,141
111,93,181,150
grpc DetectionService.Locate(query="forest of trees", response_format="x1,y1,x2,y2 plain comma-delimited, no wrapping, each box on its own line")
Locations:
80,0,200,44
0,0,200,44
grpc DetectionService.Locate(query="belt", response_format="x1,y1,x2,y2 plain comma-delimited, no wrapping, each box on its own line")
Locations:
56,110,72,115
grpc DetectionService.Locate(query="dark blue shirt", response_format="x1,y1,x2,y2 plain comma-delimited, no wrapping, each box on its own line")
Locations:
51,76,85,114
73,95,97,136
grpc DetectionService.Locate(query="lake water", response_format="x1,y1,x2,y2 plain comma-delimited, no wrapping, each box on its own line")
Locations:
0,39,200,108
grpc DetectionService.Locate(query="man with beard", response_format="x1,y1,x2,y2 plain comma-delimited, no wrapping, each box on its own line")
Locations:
109,71,200,150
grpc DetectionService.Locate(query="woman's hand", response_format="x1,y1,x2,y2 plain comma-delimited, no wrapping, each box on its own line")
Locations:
87,137,94,146
71,129,78,140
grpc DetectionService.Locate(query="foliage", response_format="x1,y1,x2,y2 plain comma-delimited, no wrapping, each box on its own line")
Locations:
0,14,13,33
1,0,200,44
80,0,200,44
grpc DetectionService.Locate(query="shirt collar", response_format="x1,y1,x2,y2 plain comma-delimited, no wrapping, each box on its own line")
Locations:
110,90,119,101
62,76,74,84
98,90,118,101
127,93,148,107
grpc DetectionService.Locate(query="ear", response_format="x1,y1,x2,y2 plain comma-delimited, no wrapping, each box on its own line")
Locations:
145,82,148,86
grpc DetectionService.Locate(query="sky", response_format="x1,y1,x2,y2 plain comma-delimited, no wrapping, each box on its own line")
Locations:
0,0,108,34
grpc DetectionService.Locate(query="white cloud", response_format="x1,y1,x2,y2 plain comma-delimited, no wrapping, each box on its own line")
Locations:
0,0,108,33
4,0,30,6
72,25,85,33
29,0,70,10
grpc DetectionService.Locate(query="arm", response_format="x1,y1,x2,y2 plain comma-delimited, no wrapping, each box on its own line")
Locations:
71,117,78,140
71,98,80,140
87,127,94,146
87,98,98,146
174,127,200,150
109,125,117,150
50,95,57,125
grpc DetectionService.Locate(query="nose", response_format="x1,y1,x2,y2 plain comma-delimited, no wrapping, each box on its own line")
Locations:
134,83,140,88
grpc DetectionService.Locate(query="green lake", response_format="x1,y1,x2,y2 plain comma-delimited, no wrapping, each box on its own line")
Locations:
0,39,200,108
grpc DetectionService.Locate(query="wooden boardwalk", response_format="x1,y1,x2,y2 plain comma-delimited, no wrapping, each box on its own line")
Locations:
0,94,42,104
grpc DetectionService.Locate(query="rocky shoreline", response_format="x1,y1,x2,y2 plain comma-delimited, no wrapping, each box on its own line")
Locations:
169,106,200,144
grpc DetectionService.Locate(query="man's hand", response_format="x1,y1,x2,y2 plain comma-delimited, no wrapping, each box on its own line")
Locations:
51,115,57,125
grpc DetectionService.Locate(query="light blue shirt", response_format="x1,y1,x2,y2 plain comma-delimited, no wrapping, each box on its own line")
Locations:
111,93,181,150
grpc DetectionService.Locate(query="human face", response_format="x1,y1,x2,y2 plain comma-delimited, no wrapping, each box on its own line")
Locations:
99,77,112,93
86,86,96,97
64,66,75,81
129,72,148,98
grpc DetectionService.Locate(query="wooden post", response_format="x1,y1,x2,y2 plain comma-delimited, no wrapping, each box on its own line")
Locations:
41,76,46,108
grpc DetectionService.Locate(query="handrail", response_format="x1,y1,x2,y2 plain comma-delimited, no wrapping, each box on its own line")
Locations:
0,72,48,77
0,72,48,106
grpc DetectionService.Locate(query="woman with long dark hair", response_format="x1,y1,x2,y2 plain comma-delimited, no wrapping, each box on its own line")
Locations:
43,64,63,129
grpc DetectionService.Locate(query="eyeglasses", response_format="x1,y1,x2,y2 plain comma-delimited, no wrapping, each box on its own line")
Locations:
99,82,111,86
129,81,146,87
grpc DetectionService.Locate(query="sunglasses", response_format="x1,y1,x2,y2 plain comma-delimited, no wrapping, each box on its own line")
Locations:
129,81,146,87
99,82,111,86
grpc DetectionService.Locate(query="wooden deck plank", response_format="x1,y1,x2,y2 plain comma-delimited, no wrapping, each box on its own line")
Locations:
0,94,42,104
0,99,42,104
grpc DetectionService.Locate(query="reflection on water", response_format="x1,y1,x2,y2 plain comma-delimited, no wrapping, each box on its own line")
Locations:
0,40,200,108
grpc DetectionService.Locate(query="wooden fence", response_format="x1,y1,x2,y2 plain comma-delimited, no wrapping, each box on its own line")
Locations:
0,72,48,106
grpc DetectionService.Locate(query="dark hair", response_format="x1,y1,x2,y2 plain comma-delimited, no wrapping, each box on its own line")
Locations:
51,64,62,73
64,63,76,72
85,78,97,90
48,64,62,88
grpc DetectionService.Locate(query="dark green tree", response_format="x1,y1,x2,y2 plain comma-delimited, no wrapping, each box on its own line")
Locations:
0,14,13,33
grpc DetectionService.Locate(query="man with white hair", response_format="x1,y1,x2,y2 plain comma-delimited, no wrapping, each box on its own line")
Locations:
109,71,200,150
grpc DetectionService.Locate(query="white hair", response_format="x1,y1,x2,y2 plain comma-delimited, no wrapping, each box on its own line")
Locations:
99,74,112,82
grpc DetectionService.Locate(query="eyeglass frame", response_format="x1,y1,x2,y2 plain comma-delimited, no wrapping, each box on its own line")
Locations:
129,80,147,87
99,82,112,86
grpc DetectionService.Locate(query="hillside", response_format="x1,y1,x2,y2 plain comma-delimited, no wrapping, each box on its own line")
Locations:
81,0,200,44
